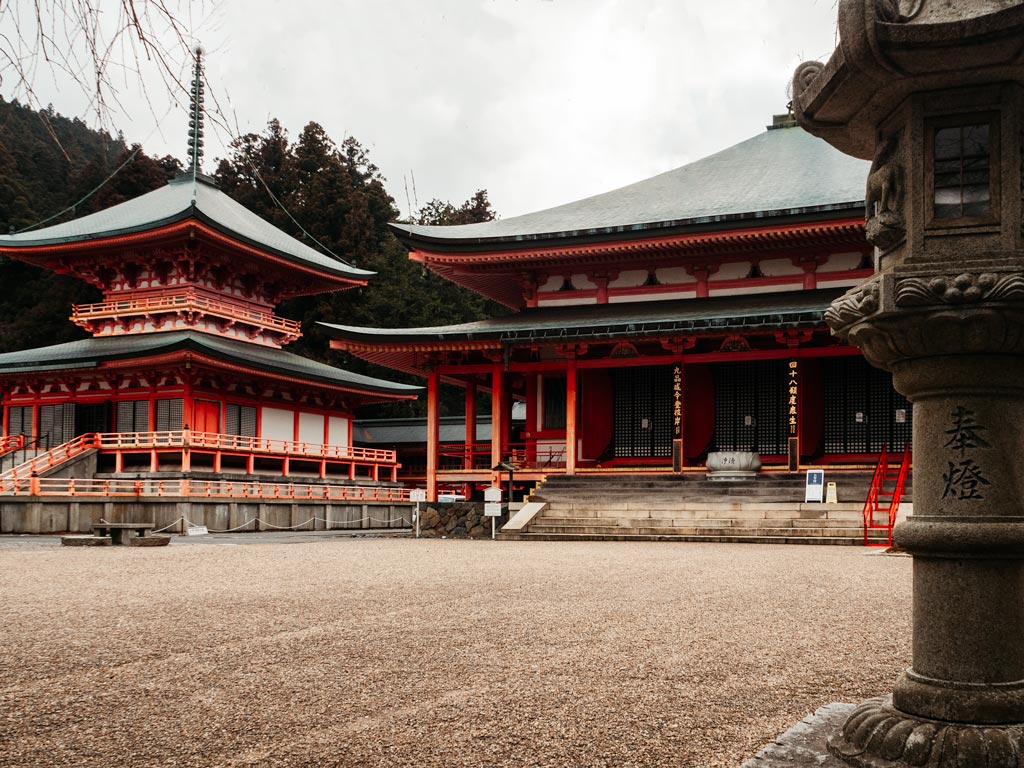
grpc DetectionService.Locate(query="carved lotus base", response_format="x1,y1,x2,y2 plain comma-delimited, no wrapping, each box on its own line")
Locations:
829,696,1024,768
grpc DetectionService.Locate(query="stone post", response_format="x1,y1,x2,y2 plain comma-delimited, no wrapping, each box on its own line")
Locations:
792,2,1024,764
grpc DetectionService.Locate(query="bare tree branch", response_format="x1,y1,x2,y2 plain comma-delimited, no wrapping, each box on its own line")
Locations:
0,0,198,139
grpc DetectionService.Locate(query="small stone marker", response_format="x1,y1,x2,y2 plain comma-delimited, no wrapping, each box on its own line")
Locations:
186,525,209,536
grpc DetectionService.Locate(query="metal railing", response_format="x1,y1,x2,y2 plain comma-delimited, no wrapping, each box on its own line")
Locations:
71,289,301,336
863,443,911,547
437,441,566,471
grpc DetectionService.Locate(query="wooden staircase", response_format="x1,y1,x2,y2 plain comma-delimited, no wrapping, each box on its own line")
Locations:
505,472,912,545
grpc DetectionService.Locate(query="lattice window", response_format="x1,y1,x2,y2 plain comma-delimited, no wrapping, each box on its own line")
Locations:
39,404,74,448
116,400,149,433
7,405,32,437
155,399,184,431
225,404,257,436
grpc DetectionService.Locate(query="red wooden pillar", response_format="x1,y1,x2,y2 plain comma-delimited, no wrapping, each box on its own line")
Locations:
426,369,440,503
566,361,578,476
464,380,476,470
490,365,504,473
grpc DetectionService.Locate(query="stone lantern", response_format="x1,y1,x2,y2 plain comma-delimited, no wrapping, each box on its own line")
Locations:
791,2,1024,765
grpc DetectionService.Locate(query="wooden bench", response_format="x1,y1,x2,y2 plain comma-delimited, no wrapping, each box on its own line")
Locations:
91,522,155,545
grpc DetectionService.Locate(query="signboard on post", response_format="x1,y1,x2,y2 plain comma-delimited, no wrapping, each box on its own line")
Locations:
409,489,426,502
805,470,825,503
484,486,502,503
483,503,502,517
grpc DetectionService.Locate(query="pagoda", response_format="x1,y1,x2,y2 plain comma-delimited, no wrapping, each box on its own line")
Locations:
0,51,419,533
325,114,912,504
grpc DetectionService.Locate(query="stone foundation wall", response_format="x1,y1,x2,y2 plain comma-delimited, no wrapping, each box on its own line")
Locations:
416,502,505,538
0,497,413,534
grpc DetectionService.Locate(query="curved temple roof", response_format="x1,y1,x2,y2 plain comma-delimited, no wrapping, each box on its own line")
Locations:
0,331,420,398
0,174,374,281
391,123,871,249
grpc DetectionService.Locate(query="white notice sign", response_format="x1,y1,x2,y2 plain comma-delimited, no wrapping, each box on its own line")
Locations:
186,525,209,536
484,503,502,517
409,488,426,502
484,486,502,502
805,470,825,503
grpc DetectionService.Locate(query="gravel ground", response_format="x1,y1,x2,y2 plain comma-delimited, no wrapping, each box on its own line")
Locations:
0,538,911,768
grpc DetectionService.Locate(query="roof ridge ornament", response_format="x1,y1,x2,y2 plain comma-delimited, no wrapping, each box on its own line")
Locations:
187,46,205,179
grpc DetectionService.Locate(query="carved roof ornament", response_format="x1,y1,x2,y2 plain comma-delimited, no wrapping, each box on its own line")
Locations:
791,0,1024,160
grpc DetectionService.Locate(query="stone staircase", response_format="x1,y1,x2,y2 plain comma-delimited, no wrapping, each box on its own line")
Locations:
507,472,910,545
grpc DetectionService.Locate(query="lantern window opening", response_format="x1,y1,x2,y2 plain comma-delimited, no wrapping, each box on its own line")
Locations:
927,112,1000,227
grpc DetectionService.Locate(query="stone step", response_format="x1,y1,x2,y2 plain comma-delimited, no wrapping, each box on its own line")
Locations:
527,523,865,538
504,532,879,545
537,515,865,529
541,504,863,519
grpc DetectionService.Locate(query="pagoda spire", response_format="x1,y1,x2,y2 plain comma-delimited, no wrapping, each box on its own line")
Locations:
186,46,205,178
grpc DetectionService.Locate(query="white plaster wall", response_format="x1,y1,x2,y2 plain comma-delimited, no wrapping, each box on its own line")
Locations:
608,270,648,289
328,416,349,447
261,407,294,441
298,412,324,449
818,251,864,273
759,258,802,277
608,290,696,303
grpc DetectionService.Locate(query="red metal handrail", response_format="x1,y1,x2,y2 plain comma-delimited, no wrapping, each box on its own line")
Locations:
862,443,911,547
863,445,888,546
887,443,912,540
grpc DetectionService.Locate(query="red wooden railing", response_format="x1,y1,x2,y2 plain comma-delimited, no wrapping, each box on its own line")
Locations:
3,476,411,502
0,433,99,486
0,434,26,455
71,289,301,336
0,431,399,492
95,430,396,463
863,443,911,547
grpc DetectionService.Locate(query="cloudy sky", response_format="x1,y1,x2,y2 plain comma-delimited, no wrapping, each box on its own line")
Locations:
6,0,841,220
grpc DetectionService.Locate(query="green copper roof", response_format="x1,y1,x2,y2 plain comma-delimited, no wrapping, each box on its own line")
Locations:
322,288,844,345
0,174,374,281
0,331,420,396
391,124,870,247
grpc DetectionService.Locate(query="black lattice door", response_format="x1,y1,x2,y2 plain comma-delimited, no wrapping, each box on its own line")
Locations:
612,366,673,458
712,361,787,454
823,357,911,454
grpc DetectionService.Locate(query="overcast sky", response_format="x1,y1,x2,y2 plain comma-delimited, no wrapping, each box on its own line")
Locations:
6,0,841,220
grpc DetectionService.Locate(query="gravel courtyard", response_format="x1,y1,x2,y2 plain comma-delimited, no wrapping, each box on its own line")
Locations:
0,537,911,767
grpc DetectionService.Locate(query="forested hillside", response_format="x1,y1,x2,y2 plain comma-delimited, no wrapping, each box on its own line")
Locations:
0,99,502,415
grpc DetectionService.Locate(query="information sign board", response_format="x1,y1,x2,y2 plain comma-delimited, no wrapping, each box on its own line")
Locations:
409,488,426,502
484,502,502,517
805,470,825,503
484,486,502,502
